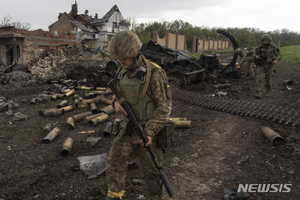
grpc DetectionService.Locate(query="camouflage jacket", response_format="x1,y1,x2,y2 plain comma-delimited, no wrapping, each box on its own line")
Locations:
254,43,282,65
114,54,172,138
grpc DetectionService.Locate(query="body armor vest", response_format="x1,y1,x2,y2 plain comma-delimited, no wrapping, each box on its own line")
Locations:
118,64,157,125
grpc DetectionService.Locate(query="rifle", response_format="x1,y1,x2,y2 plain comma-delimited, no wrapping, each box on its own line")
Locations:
255,48,268,69
107,79,175,197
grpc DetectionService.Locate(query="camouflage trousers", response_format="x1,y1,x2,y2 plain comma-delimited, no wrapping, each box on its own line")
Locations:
106,124,164,200
240,60,255,78
255,63,274,92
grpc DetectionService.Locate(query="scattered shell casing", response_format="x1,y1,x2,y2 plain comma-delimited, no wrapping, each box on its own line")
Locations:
102,88,113,96
93,91,103,96
0,102,10,112
78,130,96,134
76,86,93,90
78,97,83,101
50,94,57,101
60,86,68,93
77,102,89,109
169,118,187,121
74,99,79,107
73,94,79,99
63,89,71,94
84,92,95,99
67,117,75,129
56,94,65,99
101,98,113,105
174,120,192,129
95,87,106,91
57,100,68,108
103,122,112,136
213,83,231,89
62,105,76,113
99,105,115,115
84,137,102,149
64,89,75,97
83,113,106,124
89,113,109,126
90,103,98,114
43,123,53,134
261,126,285,145
73,111,93,121
42,127,60,143
39,108,64,117
60,137,73,156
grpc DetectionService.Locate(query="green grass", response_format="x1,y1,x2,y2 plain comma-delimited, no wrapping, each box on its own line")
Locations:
280,45,300,65
188,49,234,59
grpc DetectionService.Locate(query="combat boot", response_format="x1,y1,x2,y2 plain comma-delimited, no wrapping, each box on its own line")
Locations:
255,92,262,99
266,91,270,97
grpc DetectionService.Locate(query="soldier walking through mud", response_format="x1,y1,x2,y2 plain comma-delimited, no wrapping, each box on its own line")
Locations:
235,48,256,79
105,30,172,200
254,34,281,99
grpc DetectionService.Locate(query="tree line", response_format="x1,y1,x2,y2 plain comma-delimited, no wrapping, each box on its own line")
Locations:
127,18,300,52
0,15,31,31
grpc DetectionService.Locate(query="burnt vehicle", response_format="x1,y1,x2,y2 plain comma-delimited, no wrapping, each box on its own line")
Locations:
87,30,238,88
140,40,205,87
139,29,239,86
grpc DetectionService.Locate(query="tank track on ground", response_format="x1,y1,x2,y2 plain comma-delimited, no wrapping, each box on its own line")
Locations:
171,85,300,127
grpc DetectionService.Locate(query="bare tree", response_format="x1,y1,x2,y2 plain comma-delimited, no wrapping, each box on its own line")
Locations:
0,15,31,30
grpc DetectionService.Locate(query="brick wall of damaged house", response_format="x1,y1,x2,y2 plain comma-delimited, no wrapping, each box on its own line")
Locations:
0,27,76,66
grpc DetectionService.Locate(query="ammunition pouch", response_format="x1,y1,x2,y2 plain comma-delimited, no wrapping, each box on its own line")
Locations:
157,120,175,153
145,175,162,194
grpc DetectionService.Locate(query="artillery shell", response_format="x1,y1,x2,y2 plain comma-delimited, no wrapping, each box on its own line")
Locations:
89,113,109,126
83,137,102,149
75,86,93,90
103,122,112,136
78,102,88,109
174,120,191,129
93,91,104,96
74,99,79,107
73,111,93,121
90,103,98,114
99,105,115,115
43,123,53,134
102,88,113,96
42,127,60,143
101,98,113,105
63,89,71,94
39,108,64,117
67,117,75,129
78,130,96,134
169,118,187,121
261,126,285,145
50,94,57,101
57,100,68,108
62,105,76,113
83,113,106,124
56,94,65,99
64,89,75,97
95,87,106,91
60,137,73,156
60,86,68,93
213,83,231,89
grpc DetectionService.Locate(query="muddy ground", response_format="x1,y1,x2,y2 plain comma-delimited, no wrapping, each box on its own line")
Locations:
0,55,300,200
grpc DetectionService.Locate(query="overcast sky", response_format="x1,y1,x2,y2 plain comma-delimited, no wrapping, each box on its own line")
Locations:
1,0,299,33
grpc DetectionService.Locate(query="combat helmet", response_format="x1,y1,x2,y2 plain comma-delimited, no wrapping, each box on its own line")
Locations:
109,30,142,60
261,34,272,42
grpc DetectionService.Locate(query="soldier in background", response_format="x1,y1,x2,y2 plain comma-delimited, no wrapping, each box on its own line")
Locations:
254,34,281,99
235,48,256,79
105,30,172,200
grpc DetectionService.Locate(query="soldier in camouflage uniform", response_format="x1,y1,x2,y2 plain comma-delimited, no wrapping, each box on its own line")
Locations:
254,34,281,99
235,48,256,79
105,30,172,200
